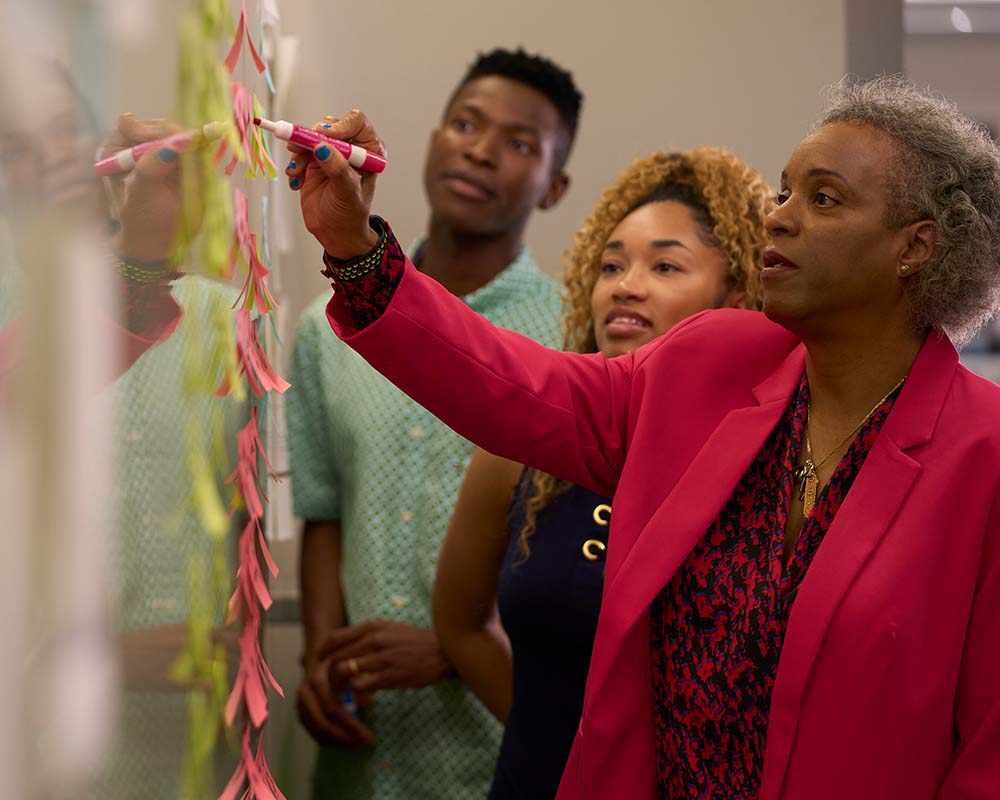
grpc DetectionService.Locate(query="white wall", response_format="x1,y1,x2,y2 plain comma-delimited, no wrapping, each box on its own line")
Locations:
905,33,1000,134
278,0,847,308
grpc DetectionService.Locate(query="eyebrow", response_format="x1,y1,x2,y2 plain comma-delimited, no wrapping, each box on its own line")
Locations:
780,167,850,185
603,239,692,253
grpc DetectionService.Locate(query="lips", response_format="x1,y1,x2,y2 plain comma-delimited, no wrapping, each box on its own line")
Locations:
763,249,799,271
442,171,495,201
604,308,652,337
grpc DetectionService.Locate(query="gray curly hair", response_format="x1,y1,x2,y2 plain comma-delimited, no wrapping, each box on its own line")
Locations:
817,75,1000,346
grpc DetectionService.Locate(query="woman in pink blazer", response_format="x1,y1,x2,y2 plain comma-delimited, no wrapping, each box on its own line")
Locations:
287,77,1000,799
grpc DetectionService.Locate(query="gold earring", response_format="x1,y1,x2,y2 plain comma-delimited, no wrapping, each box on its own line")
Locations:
899,264,911,276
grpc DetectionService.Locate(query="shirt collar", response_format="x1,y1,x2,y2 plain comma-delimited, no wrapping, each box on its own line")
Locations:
406,236,543,311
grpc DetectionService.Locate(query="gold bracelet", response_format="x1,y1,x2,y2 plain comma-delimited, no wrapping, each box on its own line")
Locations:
320,218,389,282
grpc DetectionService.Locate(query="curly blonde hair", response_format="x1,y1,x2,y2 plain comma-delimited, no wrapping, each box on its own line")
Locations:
517,147,773,560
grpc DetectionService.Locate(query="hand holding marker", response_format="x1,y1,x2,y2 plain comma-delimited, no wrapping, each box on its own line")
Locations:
94,121,230,176
253,117,387,173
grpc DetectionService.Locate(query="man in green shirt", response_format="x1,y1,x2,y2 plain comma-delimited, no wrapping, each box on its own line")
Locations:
286,48,582,798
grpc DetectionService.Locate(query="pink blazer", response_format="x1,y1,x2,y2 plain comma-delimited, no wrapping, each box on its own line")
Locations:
328,260,1000,799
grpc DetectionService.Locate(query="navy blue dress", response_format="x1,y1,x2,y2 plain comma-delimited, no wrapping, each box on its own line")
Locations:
489,471,612,799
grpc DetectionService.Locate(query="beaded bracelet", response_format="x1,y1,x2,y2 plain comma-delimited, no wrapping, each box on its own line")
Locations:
115,257,183,286
320,217,389,282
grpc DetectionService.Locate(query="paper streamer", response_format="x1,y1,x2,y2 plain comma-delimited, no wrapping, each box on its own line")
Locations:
214,83,277,179
171,0,290,795
217,311,289,398
224,0,267,75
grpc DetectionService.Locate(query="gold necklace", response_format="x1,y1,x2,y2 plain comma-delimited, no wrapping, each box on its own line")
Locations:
794,376,906,517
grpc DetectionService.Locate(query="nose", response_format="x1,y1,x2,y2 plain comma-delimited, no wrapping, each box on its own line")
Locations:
463,129,500,168
612,265,649,301
764,197,799,238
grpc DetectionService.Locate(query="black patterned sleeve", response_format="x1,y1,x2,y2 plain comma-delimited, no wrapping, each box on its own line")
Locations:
319,216,405,332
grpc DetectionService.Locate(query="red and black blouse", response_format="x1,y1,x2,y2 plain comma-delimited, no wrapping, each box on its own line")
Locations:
650,372,900,799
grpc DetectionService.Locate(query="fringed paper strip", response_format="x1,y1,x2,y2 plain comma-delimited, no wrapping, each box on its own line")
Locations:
218,311,290,397
225,406,281,520
174,0,236,278
225,614,284,728
220,728,288,800
221,359,287,800
227,190,278,318
224,0,267,75
215,83,277,179
176,553,233,800
188,418,231,541
227,520,276,623
258,16,277,96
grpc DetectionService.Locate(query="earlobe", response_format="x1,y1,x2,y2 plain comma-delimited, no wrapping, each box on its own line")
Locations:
721,287,747,310
538,173,570,211
898,219,937,276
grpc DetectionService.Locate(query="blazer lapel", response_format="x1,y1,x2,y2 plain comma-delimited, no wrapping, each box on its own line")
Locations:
586,346,807,707
759,332,959,800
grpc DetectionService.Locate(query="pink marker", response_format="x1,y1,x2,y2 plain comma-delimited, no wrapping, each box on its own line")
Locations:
254,117,386,173
94,121,228,176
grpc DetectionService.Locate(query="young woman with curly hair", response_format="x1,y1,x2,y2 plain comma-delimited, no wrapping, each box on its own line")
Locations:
431,147,773,800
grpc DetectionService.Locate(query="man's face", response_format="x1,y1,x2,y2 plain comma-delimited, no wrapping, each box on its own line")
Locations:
423,75,568,236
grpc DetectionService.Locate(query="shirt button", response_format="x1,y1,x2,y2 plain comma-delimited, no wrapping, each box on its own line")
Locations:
409,426,425,439
401,511,414,524
392,595,409,609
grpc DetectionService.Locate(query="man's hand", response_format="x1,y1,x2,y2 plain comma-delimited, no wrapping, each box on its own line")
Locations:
285,110,384,259
321,619,453,693
297,649,376,749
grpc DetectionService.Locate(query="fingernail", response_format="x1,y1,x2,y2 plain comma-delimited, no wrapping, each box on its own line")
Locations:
286,160,297,171
289,176,300,189
321,123,333,129
158,148,178,163
315,145,332,161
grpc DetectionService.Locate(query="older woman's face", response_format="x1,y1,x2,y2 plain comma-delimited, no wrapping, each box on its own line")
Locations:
761,121,910,336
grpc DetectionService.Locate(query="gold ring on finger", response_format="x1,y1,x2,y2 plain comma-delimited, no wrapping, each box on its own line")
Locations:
347,658,360,677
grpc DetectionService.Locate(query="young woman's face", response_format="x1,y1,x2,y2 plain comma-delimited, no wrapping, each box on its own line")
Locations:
590,200,742,358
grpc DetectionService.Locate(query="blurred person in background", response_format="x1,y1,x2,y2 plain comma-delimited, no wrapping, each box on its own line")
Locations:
0,61,244,799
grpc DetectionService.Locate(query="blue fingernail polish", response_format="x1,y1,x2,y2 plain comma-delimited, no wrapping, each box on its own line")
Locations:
322,123,332,129
287,160,296,171
158,148,178,163
342,683,359,718
290,177,300,189
316,145,331,161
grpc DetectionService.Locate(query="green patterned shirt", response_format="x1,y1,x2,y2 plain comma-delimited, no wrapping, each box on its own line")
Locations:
287,244,562,799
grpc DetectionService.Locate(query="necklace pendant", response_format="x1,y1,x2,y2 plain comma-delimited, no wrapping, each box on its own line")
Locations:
795,460,816,499
802,474,818,518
